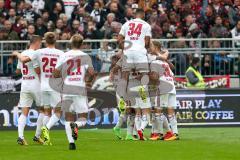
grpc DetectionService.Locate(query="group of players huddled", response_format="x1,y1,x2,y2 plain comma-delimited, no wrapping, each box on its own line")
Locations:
13,33,94,150
12,8,178,151
111,9,178,141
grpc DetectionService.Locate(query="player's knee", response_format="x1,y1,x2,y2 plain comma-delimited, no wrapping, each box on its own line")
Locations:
167,113,176,121
54,107,62,114
44,108,52,116
167,108,175,115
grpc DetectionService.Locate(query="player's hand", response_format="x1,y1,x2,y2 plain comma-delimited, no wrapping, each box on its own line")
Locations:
12,51,20,57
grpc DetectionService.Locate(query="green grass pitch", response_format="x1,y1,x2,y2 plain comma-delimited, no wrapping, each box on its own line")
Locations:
0,128,240,160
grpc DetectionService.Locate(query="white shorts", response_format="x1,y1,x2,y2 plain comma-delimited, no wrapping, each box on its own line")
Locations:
126,78,151,109
62,95,88,114
122,50,149,72
19,91,41,108
131,97,151,109
41,91,61,108
155,93,176,109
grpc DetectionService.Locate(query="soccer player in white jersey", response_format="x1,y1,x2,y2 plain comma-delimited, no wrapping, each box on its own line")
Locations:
118,8,152,140
53,34,94,150
110,55,138,141
150,41,179,141
14,35,43,145
13,32,64,145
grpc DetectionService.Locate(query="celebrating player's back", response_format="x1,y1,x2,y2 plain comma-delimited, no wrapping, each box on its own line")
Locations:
14,35,43,145
54,34,94,150
13,32,64,145
117,9,152,140
119,12,151,52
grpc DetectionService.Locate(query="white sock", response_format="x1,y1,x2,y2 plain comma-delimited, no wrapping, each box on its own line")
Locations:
75,118,87,128
151,114,157,133
65,121,74,143
133,125,137,136
158,114,164,134
115,113,125,128
154,113,162,134
18,114,27,139
163,115,170,131
134,115,141,131
35,113,44,138
140,114,149,131
46,114,60,130
43,115,50,126
127,115,134,135
168,114,178,134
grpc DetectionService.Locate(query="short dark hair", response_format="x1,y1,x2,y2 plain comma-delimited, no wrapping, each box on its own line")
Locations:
44,32,56,45
71,34,83,49
191,57,200,65
135,8,144,15
30,35,42,44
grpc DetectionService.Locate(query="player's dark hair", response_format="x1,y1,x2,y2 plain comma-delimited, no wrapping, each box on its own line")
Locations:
71,34,83,49
44,32,56,45
135,8,144,15
29,35,42,44
191,57,200,65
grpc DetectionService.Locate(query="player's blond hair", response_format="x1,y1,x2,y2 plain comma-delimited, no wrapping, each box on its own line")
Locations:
30,35,42,44
44,32,56,45
70,34,84,49
152,41,162,50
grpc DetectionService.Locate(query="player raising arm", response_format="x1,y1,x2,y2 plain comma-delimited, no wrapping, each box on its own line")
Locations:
13,32,64,145
53,34,94,150
14,35,43,145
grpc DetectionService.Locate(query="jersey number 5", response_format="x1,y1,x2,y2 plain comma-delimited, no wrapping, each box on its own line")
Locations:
128,23,143,36
22,63,28,75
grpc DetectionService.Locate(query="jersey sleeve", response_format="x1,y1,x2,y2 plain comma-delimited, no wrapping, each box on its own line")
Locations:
145,24,152,37
55,55,64,70
32,59,39,69
29,51,39,61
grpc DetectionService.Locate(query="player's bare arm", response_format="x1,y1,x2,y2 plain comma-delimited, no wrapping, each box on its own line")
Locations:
145,36,151,49
12,51,32,63
156,50,169,61
167,60,175,70
118,34,125,50
85,67,95,87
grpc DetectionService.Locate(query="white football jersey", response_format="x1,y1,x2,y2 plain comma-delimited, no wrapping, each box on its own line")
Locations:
151,59,176,94
17,49,40,92
55,49,93,88
119,18,152,51
30,48,64,91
